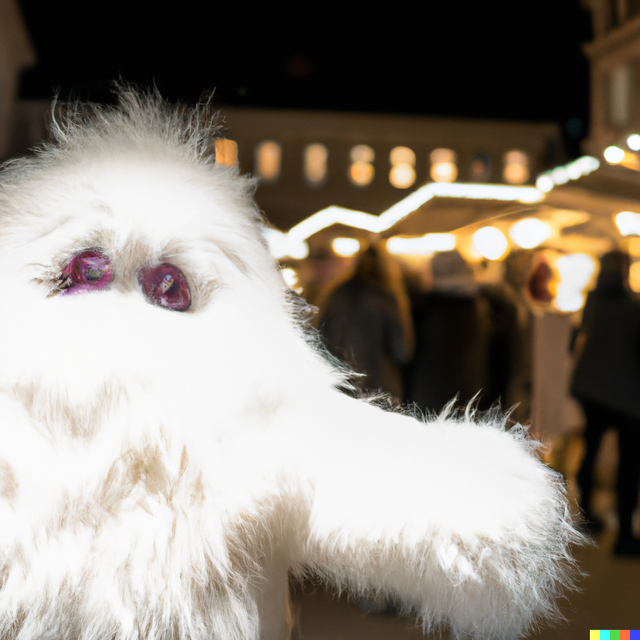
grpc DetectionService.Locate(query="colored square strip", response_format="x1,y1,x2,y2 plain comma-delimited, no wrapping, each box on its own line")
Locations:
590,632,640,639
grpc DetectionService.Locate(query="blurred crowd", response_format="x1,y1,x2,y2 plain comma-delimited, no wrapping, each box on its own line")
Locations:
314,244,538,421
310,244,640,556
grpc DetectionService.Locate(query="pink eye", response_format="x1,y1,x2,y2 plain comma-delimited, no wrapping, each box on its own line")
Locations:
61,250,112,294
137,263,191,311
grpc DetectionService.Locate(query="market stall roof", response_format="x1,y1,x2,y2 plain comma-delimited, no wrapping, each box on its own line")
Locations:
380,197,534,237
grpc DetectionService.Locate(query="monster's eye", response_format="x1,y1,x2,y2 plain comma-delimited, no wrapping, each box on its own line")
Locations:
60,250,113,293
137,263,191,311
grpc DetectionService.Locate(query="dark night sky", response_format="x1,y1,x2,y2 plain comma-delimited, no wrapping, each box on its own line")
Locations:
17,1,593,156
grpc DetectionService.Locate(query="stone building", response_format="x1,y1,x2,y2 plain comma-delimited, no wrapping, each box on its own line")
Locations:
583,0,640,158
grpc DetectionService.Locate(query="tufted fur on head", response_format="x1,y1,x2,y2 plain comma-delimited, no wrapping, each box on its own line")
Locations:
0,88,582,640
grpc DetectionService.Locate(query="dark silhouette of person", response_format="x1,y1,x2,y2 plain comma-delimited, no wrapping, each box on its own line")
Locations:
406,250,492,413
318,244,414,400
571,250,640,555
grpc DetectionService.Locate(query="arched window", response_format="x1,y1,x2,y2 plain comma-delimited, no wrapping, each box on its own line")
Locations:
503,150,530,184
254,141,282,183
349,144,375,186
389,146,416,189
215,139,238,166
430,148,457,183
304,144,328,187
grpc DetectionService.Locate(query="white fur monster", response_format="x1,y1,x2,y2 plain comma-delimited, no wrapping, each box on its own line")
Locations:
0,90,581,640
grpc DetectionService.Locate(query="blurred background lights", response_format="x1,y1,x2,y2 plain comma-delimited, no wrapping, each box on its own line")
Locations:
554,284,585,313
629,261,640,292
215,139,238,166
472,226,508,260
286,241,309,260
304,143,328,186
534,156,599,193
557,253,596,289
389,146,416,189
331,237,361,257
604,145,625,164
551,167,569,184
349,144,375,186
628,134,640,151
509,218,552,249
255,140,281,183
615,211,640,236
386,233,456,256
430,148,457,183
503,150,530,185
536,174,555,192
281,267,299,289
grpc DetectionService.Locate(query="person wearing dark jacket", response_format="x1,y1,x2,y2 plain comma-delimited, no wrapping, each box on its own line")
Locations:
571,250,640,555
318,245,414,401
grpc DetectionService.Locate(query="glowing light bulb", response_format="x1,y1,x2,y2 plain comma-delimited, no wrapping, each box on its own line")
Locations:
628,134,640,151
509,218,552,249
472,227,508,260
551,167,569,184
332,237,361,257
535,174,554,192
604,146,625,164
615,211,640,236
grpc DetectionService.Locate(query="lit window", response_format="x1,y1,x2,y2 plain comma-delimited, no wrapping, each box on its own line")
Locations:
503,150,530,185
255,141,281,183
469,154,491,182
215,139,238,166
430,148,457,183
349,144,375,186
390,146,416,189
304,144,328,187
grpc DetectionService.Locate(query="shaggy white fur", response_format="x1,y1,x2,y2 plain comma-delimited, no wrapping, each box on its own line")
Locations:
0,90,582,640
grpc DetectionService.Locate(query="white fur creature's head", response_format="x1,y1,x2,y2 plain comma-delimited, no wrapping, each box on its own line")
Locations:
0,90,334,441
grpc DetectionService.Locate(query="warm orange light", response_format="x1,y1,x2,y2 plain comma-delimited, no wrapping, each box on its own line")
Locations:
390,146,416,166
350,161,375,186
255,141,281,182
430,148,457,183
215,139,238,166
503,150,529,185
390,163,416,189
351,144,375,163
630,261,640,292
349,145,375,186
304,144,328,186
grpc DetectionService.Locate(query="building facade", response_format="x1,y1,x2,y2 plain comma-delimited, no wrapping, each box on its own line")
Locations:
219,107,564,230
583,0,640,157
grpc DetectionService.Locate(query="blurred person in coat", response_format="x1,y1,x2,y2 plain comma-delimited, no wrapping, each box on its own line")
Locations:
318,244,414,401
406,250,493,413
571,250,640,555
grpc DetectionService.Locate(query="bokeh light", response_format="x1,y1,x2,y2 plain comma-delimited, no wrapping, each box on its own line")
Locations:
472,227,508,260
615,211,640,236
332,237,361,256
604,145,625,164
509,218,552,249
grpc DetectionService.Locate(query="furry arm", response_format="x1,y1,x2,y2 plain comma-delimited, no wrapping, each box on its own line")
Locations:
283,393,580,640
